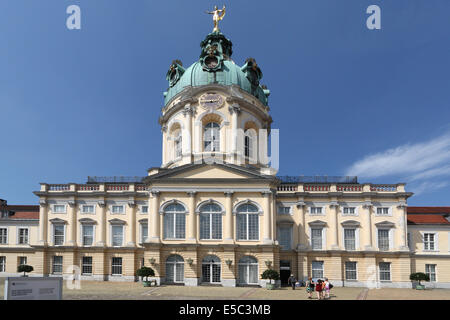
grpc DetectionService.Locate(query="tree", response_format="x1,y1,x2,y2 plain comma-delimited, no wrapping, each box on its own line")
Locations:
17,265,33,277
261,269,280,285
410,272,430,286
136,266,155,282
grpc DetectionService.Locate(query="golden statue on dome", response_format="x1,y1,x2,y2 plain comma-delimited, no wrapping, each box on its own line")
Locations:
205,5,226,33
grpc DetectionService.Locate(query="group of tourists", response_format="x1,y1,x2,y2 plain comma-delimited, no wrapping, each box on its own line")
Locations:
287,274,334,299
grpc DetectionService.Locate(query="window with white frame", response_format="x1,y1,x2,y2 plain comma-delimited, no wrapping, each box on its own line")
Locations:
111,257,122,275
141,206,148,214
18,256,27,266
311,228,323,250
163,203,186,239
204,122,220,152
0,228,7,244
379,262,391,281
278,226,292,250
82,225,94,246
111,225,124,247
81,205,95,214
18,228,29,244
423,233,436,251
343,207,356,215
344,228,356,251
425,264,436,282
53,204,66,213
140,223,148,243
376,207,390,215
82,256,93,275
310,207,323,215
345,261,357,280
111,205,125,214
236,203,259,241
244,134,252,158
311,261,324,279
0,256,5,272
199,203,222,240
52,256,63,274
378,229,390,251
53,225,65,245
277,205,291,215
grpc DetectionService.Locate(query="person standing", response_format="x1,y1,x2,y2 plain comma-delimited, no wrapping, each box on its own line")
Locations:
287,274,297,290
324,278,331,299
306,277,314,299
315,279,323,300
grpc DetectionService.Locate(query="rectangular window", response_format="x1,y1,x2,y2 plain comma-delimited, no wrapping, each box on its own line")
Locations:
378,229,390,251
141,224,148,243
141,206,148,214
111,205,124,214
345,261,357,280
82,257,93,275
310,207,323,215
311,228,323,250
19,256,27,266
53,225,65,245
423,233,436,251
278,206,291,215
112,226,123,247
82,225,94,246
18,228,29,244
111,257,122,275
81,205,95,214
278,226,292,250
0,228,7,244
311,261,324,279
343,207,356,215
52,256,63,274
0,256,5,272
53,205,66,213
344,229,356,251
425,264,436,282
379,262,391,281
376,207,390,215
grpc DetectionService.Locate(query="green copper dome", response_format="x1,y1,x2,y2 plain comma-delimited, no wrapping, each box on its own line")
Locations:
164,32,270,106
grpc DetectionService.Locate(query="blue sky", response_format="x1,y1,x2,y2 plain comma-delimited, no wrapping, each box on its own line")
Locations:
0,0,449,205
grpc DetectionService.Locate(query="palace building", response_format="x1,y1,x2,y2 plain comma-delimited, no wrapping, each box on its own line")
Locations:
1,20,450,288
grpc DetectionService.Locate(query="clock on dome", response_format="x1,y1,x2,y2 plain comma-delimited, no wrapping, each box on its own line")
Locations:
199,93,224,109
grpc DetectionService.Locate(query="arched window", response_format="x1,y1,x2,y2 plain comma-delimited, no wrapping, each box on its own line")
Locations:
238,256,258,285
236,203,259,240
204,122,220,152
166,254,184,283
174,131,182,158
163,203,186,239
201,255,221,283
199,203,222,240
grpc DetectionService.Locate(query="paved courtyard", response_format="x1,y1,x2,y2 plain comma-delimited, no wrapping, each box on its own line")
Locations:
1,279,450,300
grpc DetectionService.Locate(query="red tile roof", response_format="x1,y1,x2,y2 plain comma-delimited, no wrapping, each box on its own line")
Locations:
3,205,39,220
407,207,450,214
408,214,450,225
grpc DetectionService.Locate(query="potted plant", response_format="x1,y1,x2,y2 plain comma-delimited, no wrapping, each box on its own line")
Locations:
17,264,33,277
261,269,280,290
136,266,155,287
410,272,429,290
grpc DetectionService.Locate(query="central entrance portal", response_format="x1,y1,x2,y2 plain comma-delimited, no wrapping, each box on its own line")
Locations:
280,260,291,286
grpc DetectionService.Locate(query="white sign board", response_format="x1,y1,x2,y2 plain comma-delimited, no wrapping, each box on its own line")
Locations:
4,277,63,300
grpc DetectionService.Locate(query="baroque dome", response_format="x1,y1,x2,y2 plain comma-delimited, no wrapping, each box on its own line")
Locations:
164,32,270,106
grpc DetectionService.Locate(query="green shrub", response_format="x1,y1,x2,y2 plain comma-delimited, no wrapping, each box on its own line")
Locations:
261,269,280,284
17,264,33,276
136,266,155,281
409,272,430,285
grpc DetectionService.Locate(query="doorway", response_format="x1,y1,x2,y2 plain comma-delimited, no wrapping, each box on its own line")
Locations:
280,260,291,286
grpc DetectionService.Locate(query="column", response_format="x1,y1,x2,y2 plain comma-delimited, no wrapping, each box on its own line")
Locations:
149,191,160,242
161,126,167,165
362,203,374,250
127,199,136,246
229,104,240,161
183,105,193,161
38,199,48,245
67,199,77,246
97,200,106,246
262,191,272,244
297,201,307,250
330,202,340,250
224,191,234,243
187,192,197,242
398,204,409,251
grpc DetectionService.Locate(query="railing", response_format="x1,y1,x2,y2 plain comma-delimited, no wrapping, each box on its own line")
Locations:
337,185,362,192
106,184,129,191
371,184,397,192
136,185,147,191
88,176,145,183
278,176,358,184
77,185,100,191
304,185,330,192
277,185,297,192
48,184,70,191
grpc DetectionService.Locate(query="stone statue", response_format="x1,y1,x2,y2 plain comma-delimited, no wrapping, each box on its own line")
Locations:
205,5,226,33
